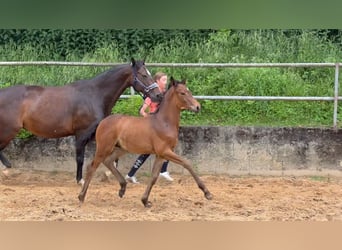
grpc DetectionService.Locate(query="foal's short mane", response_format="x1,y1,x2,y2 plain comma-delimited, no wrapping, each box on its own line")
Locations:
151,79,185,115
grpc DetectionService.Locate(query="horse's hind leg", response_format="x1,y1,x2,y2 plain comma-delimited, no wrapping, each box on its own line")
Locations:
102,147,127,198
0,151,12,168
0,128,22,168
141,156,164,207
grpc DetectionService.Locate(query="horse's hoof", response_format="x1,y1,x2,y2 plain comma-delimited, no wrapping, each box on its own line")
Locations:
77,179,85,186
205,192,213,200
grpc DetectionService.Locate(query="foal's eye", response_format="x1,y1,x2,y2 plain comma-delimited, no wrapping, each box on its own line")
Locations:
180,92,186,96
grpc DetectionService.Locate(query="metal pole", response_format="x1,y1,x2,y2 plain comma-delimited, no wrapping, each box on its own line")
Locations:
333,63,340,131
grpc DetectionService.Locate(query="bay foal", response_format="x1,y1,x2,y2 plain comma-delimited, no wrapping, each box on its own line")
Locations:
78,77,212,207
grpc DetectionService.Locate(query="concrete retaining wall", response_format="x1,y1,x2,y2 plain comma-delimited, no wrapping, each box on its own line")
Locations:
3,126,342,176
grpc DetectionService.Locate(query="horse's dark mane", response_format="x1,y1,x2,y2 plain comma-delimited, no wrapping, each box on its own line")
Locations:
93,63,129,81
69,63,130,87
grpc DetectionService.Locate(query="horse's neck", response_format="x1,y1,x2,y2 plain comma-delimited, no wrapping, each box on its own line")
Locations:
155,93,181,129
97,66,132,114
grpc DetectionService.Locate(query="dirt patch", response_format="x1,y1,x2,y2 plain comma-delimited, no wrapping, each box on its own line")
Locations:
1,169,342,221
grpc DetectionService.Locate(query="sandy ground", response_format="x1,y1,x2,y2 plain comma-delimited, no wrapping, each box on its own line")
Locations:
1,168,342,221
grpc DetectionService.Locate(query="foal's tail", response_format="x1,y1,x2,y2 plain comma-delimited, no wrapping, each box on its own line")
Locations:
0,151,12,168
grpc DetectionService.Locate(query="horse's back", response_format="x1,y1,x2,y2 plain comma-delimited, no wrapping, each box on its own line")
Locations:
97,114,140,132
96,114,150,140
0,84,27,101
95,114,157,153
0,85,34,117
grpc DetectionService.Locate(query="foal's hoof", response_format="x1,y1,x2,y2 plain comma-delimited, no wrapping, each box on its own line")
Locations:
118,189,125,198
142,199,152,208
78,194,85,203
205,192,213,200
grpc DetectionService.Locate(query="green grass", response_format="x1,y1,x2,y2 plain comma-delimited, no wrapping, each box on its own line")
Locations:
308,175,330,182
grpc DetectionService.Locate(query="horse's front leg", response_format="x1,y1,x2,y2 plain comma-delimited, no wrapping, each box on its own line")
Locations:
141,156,164,207
75,126,97,185
163,150,213,200
75,140,87,185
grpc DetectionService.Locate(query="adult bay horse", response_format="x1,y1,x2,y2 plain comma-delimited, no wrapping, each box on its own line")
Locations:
78,77,213,207
0,58,162,184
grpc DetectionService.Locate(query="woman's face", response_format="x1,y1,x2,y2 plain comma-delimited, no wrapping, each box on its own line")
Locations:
157,75,168,91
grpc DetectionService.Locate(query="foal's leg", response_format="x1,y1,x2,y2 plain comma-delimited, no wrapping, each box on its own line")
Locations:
78,133,116,202
102,148,127,198
78,157,102,203
141,156,164,207
163,149,212,200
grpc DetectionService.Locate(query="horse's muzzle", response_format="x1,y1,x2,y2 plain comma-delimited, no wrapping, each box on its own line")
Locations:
150,93,163,103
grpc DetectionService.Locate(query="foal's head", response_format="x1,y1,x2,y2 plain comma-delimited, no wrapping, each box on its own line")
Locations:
169,77,201,113
130,58,163,103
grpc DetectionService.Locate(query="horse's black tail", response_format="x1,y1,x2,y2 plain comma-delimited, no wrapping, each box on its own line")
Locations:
0,151,12,168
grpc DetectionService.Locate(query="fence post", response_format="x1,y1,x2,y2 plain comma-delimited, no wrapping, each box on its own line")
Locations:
333,63,340,131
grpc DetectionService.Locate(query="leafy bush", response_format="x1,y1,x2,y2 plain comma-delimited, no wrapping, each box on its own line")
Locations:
0,29,341,140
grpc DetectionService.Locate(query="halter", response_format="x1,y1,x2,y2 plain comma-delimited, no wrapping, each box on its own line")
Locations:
132,67,159,99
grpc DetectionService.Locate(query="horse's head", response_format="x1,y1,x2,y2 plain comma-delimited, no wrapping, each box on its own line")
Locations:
130,58,163,103
170,77,201,113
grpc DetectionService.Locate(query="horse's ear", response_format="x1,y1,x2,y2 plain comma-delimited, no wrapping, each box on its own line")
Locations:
181,79,187,85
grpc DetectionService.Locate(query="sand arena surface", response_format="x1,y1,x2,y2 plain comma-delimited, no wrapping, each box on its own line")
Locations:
1,169,342,221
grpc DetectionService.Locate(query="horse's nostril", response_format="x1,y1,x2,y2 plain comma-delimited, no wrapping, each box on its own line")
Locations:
157,94,163,101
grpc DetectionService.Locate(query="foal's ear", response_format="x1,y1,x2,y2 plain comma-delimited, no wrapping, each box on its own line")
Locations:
131,57,136,66
181,79,187,85
170,76,177,87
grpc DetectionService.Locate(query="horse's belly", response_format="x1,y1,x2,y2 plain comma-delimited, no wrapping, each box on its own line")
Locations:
24,119,74,138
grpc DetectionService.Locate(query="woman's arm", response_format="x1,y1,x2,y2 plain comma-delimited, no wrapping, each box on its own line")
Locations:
139,98,151,117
